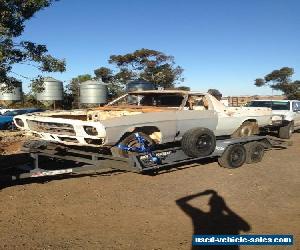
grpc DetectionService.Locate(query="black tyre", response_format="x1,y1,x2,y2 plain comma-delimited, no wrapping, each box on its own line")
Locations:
114,132,154,158
218,144,246,169
181,128,216,157
244,141,265,164
278,122,294,139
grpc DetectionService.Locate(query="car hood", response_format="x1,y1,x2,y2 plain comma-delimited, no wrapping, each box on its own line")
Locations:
0,115,13,123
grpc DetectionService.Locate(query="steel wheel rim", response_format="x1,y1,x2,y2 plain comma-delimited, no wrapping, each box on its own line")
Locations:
196,134,212,151
230,148,244,167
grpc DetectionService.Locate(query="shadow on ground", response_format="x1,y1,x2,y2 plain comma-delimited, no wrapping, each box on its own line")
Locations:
176,190,251,250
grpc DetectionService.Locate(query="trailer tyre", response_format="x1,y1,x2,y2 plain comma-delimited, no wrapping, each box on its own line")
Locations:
218,144,246,169
244,141,265,164
181,128,216,157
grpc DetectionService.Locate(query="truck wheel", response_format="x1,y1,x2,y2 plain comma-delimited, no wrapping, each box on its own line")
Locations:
218,144,246,169
114,132,154,158
232,121,258,138
244,141,265,164
278,122,294,139
181,128,216,157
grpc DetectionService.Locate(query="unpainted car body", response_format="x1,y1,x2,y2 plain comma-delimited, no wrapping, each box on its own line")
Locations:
14,90,272,147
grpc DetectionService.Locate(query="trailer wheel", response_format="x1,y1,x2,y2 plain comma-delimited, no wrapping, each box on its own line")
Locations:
244,141,265,164
218,144,246,169
114,132,154,158
181,128,216,157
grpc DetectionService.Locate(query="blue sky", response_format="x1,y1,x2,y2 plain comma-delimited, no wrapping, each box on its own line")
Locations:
13,0,300,96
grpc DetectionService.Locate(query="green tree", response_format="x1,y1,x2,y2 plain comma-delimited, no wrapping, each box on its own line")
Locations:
108,48,184,88
0,0,66,92
94,67,123,99
254,67,300,99
176,86,190,91
208,89,222,100
94,67,113,82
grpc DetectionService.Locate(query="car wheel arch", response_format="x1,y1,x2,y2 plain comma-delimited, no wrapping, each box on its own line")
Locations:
232,119,259,137
117,126,163,145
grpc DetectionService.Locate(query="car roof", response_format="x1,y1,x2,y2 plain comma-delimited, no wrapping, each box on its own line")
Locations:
128,90,205,95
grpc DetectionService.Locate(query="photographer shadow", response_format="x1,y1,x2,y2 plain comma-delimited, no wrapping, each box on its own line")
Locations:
176,190,251,250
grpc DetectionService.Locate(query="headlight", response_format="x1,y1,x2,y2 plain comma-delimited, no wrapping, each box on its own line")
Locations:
83,126,98,136
15,118,24,127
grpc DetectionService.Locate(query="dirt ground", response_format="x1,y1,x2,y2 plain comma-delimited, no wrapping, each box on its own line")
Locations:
0,132,299,250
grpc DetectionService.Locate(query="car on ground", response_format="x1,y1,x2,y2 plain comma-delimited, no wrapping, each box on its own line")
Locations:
0,108,44,130
246,100,300,139
0,107,15,115
14,90,272,157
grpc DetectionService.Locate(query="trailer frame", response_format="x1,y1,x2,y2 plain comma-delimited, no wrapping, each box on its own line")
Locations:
1,135,290,181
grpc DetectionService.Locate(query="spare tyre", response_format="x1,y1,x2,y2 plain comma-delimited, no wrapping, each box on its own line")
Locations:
181,128,216,157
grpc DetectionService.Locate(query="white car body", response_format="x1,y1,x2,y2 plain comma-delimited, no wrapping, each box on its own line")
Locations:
14,90,272,147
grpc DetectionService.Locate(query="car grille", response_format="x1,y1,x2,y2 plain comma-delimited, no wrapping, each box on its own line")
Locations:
27,120,76,136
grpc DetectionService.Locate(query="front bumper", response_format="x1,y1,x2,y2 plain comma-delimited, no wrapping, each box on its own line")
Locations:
14,115,107,147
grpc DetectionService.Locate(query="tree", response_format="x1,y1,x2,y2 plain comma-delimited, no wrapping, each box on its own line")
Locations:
108,48,184,88
0,0,66,92
208,89,222,100
94,66,124,99
254,67,300,99
176,86,190,91
94,67,113,82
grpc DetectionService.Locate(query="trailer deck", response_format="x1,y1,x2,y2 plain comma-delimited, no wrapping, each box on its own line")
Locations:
0,135,291,181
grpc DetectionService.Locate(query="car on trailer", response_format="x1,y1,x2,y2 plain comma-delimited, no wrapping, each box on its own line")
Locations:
14,90,272,157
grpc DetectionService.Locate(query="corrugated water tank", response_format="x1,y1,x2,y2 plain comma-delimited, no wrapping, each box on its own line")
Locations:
36,77,63,101
80,79,108,104
0,82,22,101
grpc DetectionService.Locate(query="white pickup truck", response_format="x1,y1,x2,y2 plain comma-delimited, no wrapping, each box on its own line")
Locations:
14,90,272,156
247,100,300,139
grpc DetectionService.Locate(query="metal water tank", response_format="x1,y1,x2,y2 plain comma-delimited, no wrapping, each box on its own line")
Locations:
0,82,22,101
80,79,108,104
126,79,155,92
36,77,63,101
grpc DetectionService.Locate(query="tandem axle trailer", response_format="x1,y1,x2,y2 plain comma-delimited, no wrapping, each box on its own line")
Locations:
0,135,290,181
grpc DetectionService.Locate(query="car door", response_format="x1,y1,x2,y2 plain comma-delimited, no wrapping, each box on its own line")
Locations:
176,109,218,139
175,95,218,139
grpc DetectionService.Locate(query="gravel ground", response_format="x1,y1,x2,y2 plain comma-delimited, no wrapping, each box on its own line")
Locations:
0,132,299,250
0,131,30,154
